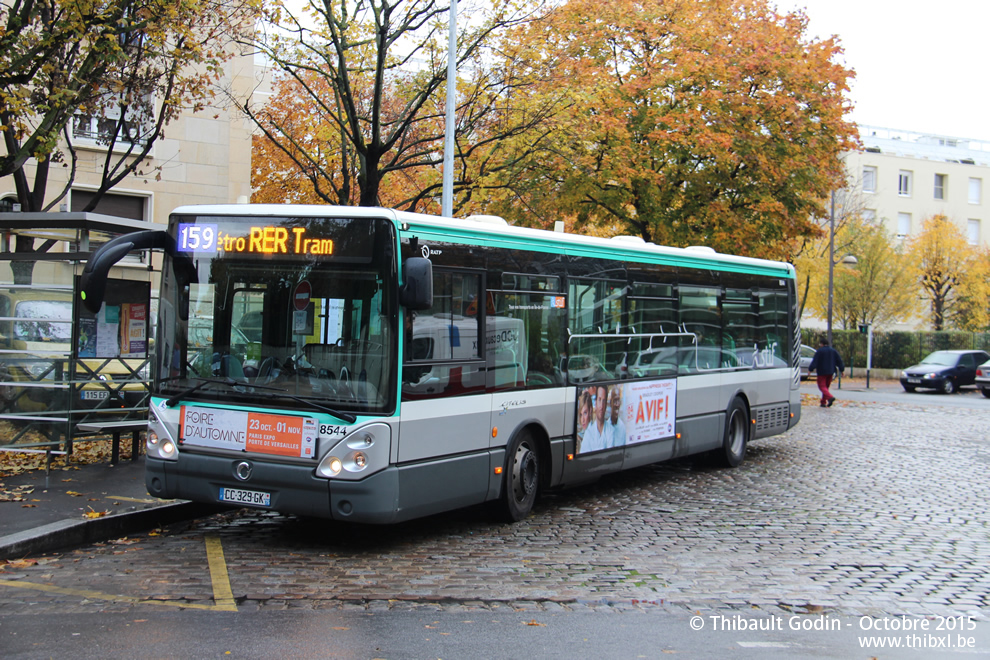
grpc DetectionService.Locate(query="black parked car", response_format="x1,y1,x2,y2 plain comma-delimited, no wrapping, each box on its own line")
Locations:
900,350,990,394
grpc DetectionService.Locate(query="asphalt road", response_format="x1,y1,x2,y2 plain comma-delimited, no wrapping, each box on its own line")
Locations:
2,389,989,658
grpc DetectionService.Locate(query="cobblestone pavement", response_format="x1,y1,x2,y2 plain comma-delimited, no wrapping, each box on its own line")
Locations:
1,400,989,620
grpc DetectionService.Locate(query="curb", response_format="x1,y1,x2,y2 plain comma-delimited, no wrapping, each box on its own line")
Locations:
0,502,225,560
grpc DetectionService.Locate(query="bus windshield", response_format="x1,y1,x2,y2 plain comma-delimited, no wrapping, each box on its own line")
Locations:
156,215,398,415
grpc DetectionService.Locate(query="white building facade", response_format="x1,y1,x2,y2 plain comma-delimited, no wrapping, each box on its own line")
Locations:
847,125,990,246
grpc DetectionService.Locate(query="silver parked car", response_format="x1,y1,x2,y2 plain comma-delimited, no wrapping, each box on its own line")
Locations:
976,358,990,398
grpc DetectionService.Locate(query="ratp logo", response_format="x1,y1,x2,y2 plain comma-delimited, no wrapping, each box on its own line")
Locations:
421,244,442,259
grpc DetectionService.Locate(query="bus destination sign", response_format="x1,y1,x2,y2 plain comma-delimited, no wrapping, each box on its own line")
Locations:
180,405,318,458
177,223,334,257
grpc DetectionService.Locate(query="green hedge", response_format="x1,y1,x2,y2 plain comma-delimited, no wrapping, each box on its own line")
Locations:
800,329,990,370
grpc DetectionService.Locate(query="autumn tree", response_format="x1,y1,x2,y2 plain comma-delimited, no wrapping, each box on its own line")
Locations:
250,72,340,205
953,249,990,331
246,0,558,210
70,0,258,213
791,186,866,321
1,0,254,210
908,214,990,331
476,0,857,257
827,217,916,330
1,0,256,283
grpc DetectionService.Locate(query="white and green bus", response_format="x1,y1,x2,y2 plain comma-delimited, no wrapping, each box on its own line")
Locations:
81,205,801,523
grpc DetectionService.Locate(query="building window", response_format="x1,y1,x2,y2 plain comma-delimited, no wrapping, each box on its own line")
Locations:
70,190,147,220
969,178,982,204
897,212,911,239
70,190,149,263
862,209,877,224
862,166,877,193
968,219,981,245
72,92,153,149
898,170,912,197
934,174,946,200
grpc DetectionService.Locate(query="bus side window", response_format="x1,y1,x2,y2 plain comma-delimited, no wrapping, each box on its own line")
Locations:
488,290,566,390
723,289,758,368
756,291,789,366
567,278,625,383
401,270,485,400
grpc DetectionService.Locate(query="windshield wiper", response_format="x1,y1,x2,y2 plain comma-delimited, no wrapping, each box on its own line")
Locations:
164,378,244,407
239,382,358,424
163,378,358,423
282,395,358,423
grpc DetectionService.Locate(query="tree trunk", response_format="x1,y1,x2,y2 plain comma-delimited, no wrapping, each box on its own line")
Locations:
11,235,37,285
359,152,382,207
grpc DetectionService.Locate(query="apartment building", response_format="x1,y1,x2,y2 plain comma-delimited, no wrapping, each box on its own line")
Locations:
847,125,990,246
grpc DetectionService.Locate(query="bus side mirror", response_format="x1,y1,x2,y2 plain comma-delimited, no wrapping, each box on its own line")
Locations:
81,230,170,314
400,257,433,310
80,229,196,314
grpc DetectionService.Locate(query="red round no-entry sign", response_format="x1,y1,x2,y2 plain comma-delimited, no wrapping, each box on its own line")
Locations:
293,280,311,311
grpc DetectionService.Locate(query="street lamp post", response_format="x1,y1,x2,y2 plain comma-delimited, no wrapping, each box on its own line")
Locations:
826,191,858,387
827,191,836,346
441,0,458,218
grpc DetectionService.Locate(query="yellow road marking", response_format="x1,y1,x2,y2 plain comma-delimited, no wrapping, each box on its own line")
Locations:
0,579,220,611
205,534,237,611
0,535,239,612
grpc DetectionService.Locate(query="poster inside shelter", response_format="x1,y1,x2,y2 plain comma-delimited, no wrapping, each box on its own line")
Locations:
120,303,147,357
95,304,120,356
73,277,150,359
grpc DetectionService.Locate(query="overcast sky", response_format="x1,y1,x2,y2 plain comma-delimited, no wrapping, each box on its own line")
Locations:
778,0,990,142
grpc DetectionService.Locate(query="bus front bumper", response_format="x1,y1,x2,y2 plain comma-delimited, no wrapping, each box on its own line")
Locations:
146,453,401,524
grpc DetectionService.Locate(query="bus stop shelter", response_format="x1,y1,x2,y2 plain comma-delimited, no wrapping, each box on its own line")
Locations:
0,212,156,466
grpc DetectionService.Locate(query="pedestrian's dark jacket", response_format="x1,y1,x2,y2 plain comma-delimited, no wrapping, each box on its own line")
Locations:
809,345,844,377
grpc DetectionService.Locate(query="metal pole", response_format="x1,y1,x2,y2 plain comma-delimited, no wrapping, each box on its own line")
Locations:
826,190,835,346
866,323,873,389
441,0,458,218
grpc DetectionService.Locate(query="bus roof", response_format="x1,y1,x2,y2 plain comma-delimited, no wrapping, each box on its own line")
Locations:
169,204,795,279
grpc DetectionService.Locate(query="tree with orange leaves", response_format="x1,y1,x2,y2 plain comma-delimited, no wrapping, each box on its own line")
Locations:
479,0,857,258
246,0,556,211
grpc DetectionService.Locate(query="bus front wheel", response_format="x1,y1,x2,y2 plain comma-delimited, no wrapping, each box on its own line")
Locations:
497,430,540,522
713,398,749,468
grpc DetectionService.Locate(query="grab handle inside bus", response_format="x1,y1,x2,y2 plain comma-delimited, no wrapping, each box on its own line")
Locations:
81,230,195,314
400,256,433,310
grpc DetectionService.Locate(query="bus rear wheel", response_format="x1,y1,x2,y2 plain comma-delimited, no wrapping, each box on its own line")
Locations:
496,430,540,522
713,398,749,468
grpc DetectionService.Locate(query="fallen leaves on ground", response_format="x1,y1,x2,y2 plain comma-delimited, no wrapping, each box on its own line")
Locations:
110,537,140,545
0,483,34,502
83,507,109,519
0,420,135,479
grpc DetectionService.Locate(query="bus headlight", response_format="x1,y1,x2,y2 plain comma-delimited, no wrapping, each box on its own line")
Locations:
160,439,177,459
146,403,179,461
316,423,390,480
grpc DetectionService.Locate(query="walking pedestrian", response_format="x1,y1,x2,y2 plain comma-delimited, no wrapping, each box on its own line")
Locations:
809,337,844,407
